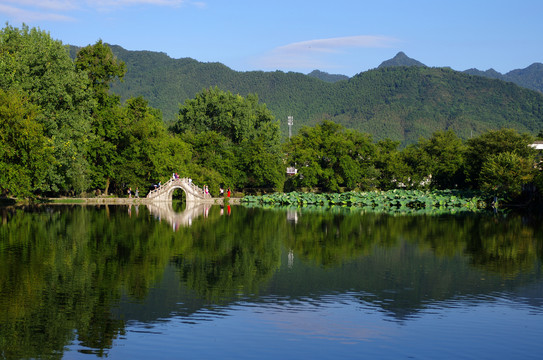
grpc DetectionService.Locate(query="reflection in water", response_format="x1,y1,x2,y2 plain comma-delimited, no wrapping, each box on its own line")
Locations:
0,205,542,359
146,202,212,229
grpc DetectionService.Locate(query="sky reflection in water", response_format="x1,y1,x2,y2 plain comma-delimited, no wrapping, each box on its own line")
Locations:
1,204,542,359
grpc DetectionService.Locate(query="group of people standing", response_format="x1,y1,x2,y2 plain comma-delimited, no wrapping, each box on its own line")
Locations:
219,187,231,198
127,187,139,198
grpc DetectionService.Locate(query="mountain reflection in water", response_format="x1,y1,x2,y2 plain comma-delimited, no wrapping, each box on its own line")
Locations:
0,205,542,359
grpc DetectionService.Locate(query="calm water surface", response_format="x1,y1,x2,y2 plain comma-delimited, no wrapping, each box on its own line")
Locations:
1,203,542,359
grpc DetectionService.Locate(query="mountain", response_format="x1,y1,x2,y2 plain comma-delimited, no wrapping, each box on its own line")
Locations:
502,63,543,93
95,45,543,145
378,52,426,68
463,68,505,80
464,63,543,93
307,70,349,83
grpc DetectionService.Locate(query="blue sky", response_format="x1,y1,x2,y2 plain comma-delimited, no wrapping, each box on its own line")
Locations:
1,0,542,77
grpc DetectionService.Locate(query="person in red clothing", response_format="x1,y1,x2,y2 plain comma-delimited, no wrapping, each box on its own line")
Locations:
227,188,231,197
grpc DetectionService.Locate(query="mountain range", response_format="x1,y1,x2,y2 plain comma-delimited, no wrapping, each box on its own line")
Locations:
75,45,543,144
381,51,543,94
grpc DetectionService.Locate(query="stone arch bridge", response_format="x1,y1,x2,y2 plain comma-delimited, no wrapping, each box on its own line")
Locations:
146,177,212,202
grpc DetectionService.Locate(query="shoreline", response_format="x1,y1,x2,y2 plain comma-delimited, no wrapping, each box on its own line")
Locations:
2,197,241,206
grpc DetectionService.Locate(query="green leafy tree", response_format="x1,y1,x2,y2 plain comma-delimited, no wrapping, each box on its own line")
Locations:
114,97,185,193
174,87,283,191
415,130,466,189
182,130,239,191
373,139,411,190
399,144,432,189
479,151,535,198
0,89,54,197
465,128,536,188
75,40,126,106
0,24,94,195
284,120,376,192
174,87,278,144
75,40,127,194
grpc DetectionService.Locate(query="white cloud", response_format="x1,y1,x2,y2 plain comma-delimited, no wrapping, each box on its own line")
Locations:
253,35,399,72
88,0,187,7
0,4,76,22
0,0,202,22
1,0,79,11
277,35,398,54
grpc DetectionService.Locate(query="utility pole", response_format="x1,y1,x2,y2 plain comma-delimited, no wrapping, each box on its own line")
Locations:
288,116,293,139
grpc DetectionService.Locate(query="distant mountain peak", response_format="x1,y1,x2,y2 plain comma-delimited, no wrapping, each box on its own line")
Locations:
307,69,349,83
378,52,426,68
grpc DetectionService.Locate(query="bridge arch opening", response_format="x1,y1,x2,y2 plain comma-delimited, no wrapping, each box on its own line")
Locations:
171,188,187,212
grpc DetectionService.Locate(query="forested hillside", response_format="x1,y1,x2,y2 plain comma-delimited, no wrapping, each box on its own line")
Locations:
104,45,543,144
464,63,543,93
102,46,543,144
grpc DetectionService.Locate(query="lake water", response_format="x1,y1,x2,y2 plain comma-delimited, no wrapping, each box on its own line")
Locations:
1,203,542,359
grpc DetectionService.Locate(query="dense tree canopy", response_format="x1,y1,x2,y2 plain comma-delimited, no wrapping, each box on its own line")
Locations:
0,24,93,194
0,89,53,197
173,87,284,192
283,120,376,192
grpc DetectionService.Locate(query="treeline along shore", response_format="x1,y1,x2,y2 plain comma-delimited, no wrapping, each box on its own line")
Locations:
1,24,542,208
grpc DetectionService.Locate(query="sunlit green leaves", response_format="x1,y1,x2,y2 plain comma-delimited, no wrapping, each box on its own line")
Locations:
242,189,488,214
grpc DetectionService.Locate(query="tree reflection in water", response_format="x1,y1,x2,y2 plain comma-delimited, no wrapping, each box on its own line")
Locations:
0,205,542,358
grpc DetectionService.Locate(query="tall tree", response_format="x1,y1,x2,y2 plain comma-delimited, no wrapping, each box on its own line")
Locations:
284,120,376,191
173,87,283,191
75,40,126,107
479,151,535,198
75,40,126,194
415,130,466,189
465,128,536,188
0,89,53,197
114,96,191,195
0,24,93,195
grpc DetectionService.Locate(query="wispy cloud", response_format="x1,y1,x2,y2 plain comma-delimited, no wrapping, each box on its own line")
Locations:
278,35,398,54
0,3,76,22
89,0,188,8
253,35,399,72
0,0,202,22
1,0,81,12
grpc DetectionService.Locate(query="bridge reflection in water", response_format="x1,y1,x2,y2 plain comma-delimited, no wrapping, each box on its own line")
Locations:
146,201,213,230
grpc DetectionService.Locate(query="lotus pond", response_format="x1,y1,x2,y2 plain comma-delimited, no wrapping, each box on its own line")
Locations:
242,189,490,213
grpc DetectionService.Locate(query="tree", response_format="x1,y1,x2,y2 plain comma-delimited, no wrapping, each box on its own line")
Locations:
372,139,409,190
75,40,127,194
174,87,278,144
284,120,376,192
0,89,53,197
0,24,94,195
479,151,535,198
114,97,190,195
75,40,126,107
173,87,283,191
416,130,466,189
465,128,536,188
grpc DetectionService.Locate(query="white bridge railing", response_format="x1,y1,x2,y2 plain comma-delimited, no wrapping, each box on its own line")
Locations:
146,177,212,201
